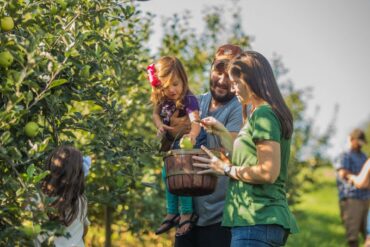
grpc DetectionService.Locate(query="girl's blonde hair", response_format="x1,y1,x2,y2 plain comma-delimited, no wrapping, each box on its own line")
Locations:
150,56,189,108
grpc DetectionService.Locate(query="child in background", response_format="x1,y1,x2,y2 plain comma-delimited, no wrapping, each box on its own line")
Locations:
36,145,90,247
148,56,200,236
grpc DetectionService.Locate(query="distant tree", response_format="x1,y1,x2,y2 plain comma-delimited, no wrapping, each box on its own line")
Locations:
361,120,370,156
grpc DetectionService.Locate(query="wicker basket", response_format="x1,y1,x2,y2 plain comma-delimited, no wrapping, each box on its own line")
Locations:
164,149,219,196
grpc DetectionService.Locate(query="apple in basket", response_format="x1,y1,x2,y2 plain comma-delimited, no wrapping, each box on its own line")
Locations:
179,136,193,149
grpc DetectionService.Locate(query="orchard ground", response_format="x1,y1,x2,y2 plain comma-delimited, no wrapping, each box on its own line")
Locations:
84,167,349,247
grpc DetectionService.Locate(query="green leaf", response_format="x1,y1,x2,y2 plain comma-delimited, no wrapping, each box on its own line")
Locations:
26,164,35,179
49,79,68,89
33,171,50,183
0,131,12,145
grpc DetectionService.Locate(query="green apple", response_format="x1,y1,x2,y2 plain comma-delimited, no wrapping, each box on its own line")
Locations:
179,136,193,150
0,51,14,68
1,17,14,32
24,122,39,137
20,221,41,237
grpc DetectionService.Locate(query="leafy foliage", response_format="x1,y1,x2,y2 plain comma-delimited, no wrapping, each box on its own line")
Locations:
361,120,370,156
0,0,159,245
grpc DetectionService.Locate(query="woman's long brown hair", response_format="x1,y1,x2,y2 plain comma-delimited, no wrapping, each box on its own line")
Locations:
229,51,293,139
42,145,85,226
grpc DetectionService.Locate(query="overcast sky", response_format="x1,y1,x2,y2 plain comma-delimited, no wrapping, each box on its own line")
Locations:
138,0,370,159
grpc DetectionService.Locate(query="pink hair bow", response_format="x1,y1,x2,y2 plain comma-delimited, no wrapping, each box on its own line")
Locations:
147,64,161,87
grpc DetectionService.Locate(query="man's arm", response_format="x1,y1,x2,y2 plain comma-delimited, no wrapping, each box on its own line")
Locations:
335,152,352,181
220,101,243,153
229,132,238,140
337,168,352,181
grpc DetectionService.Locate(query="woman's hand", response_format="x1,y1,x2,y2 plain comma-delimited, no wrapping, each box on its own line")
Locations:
200,117,228,137
193,145,230,176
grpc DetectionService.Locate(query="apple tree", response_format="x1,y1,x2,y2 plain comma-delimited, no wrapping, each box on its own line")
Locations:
0,0,160,246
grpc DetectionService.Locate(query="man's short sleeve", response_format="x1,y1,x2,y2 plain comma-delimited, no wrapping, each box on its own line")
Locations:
336,152,350,170
251,107,281,143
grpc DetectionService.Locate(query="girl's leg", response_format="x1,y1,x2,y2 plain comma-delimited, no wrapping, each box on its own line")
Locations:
162,166,179,215
155,166,180,235
177,196,196,236
179,196,193,215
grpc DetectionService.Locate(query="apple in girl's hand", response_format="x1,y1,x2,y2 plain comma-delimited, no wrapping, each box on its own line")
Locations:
180,136,193,149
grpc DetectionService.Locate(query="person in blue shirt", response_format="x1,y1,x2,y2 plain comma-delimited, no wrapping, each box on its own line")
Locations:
348,157,370,247
170,44,244,247
335,128,370,247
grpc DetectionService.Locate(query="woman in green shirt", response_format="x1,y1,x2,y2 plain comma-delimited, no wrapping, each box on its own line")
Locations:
193,51,298,247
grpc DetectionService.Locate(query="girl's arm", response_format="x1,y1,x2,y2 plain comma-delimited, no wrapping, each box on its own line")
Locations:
186,111,201,144
152,105,174,135
152,105,164,132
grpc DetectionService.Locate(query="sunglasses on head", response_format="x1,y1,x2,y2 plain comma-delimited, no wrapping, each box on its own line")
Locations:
213,59,229,73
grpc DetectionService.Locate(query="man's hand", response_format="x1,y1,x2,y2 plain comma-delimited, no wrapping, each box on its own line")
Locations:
338,168,351,181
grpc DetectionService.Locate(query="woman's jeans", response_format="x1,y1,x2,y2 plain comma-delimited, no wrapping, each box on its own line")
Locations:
231,224,289,247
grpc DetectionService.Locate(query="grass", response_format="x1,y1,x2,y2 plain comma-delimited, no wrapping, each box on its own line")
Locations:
85,167,351,246
286,167,347,247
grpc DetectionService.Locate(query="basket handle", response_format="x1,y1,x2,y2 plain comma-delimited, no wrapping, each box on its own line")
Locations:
169,125,188,150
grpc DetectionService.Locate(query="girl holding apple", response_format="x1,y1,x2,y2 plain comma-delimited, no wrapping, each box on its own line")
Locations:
148,56,201,236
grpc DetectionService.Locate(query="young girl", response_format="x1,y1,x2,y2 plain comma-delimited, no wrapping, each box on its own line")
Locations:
36,145,90,247
148,56,200,236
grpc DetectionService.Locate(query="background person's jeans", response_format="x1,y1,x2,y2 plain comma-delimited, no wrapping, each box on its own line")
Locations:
231,224,289,247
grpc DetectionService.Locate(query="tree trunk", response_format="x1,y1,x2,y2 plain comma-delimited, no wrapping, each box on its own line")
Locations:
104,205,113,247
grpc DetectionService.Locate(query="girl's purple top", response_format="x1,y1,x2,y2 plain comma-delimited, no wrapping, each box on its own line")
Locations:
159,90,199,125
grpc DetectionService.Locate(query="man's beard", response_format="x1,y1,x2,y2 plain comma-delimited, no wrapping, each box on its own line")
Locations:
210,80,235,103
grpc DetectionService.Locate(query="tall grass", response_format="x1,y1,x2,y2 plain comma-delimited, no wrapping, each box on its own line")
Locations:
286,167,347,247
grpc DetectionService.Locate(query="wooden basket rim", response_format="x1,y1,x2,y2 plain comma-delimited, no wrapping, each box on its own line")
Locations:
164,148,220,158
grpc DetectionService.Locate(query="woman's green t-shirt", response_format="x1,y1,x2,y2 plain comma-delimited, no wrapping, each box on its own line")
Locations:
222,104,299,233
